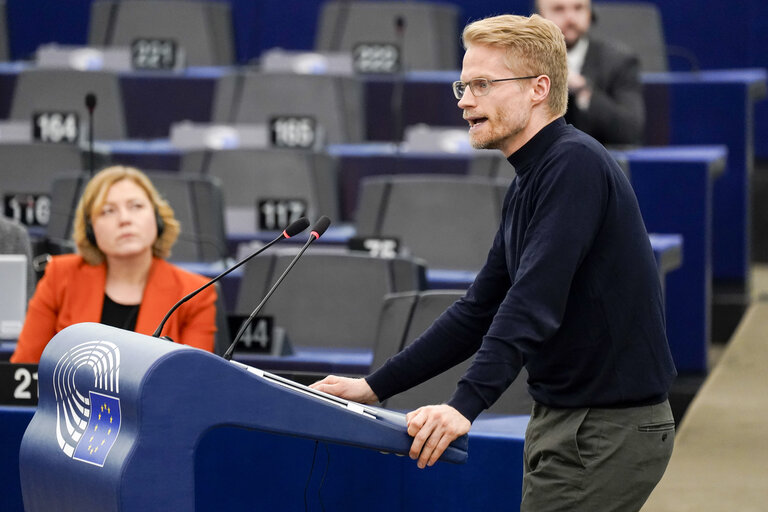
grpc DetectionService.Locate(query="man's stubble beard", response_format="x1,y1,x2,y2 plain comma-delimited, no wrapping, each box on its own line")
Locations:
469,104,530,151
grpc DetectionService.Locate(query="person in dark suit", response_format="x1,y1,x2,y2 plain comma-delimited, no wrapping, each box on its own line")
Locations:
537,0,644,145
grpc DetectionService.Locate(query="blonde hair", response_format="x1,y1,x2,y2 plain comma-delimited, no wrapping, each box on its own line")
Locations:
462,14,568,117
73,166,180,265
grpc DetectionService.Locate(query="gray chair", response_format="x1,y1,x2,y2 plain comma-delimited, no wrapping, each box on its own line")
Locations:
211,70,366,144
373,290,532,415
46,171,228,263
89,0,235,66
179,148,340,235
0,143,84,229
591,2,668,73
315,0,460,71
468,152,517,182
355,175,510,272
236,247,426,350
10,69,127,140
0,1,9,62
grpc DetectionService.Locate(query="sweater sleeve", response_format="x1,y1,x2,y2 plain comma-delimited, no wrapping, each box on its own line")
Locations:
448,144,609,422
366,211,512,402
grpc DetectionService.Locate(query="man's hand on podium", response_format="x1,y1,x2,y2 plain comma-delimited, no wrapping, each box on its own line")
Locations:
406,405,471,469
309,375,379,404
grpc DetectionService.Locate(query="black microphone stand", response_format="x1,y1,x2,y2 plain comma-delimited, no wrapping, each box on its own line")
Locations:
223,216,330,360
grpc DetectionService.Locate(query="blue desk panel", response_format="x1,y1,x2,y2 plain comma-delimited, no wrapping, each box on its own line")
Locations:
642,70,767,284
624,146,727,372
1,405,527,512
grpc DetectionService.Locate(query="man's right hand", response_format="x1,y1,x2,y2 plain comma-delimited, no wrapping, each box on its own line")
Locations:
309,375,379,404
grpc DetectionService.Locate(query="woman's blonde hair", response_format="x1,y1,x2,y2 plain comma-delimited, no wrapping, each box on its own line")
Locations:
462,14,568,117
73,166,180,265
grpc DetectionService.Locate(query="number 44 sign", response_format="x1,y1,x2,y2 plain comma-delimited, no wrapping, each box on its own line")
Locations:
0,363,39,406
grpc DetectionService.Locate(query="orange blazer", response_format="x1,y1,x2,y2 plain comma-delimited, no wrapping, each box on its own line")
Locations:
11,254,217,363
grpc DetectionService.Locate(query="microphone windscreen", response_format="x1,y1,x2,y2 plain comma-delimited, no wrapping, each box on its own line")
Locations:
85,93,97,110
311,216,331,238
284,217,310,237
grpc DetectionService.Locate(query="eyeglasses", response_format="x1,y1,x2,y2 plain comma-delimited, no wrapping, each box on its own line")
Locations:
452,76,538,100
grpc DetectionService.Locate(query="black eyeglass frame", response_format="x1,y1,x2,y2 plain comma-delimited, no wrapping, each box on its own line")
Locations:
452,76,539,100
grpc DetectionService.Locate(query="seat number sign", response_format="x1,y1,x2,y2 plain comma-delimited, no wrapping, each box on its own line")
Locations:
270,116,316,149
258,198,307,231
0,363,39,406
228,316,274,354
348,236,400,258
131,38,178,70
353,43,400,74
32,111,79,144
4,193,51,227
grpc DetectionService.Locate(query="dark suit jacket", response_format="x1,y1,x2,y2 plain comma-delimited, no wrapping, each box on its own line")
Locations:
565,37,644,146
11,254,217,363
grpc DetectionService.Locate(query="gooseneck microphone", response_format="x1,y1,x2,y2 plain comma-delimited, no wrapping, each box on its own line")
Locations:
152,217,310,339
85,93,97,177
222,216,331,361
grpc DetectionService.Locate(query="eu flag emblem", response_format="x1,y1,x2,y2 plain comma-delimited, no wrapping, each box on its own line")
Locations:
73,391,121,467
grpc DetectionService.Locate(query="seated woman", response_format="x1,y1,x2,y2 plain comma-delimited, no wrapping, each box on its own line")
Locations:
11,166,217,363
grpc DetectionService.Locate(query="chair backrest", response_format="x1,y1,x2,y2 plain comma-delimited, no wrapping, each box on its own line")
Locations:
355,175,509,272
374,290,532,415
10,69,127,140
211,71,365,144
179,148,340,235
46,171,228,263
89,0,234,66
591,2,668,73
315,0,459,71
236,247,426,349
0,143,83,229
0,1,9,62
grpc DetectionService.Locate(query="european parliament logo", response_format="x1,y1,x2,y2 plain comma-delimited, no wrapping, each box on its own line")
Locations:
52,340,121,467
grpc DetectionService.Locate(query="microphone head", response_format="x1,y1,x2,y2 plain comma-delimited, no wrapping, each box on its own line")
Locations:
310,216,331,239
85,93,97,111
283,217,310,238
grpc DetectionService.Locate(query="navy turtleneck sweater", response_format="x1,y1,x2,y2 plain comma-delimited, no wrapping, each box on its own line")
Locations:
366,118,676,422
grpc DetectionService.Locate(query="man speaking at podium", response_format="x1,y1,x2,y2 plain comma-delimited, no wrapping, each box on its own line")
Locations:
313,13,676,512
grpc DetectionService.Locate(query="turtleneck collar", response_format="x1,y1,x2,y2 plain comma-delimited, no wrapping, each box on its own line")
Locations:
506,117,566,176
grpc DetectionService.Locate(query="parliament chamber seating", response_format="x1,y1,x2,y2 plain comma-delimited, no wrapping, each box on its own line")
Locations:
211,70,366,144
0,1,7,62
179,147,341,237
355,174,510,272
0,142,83,209
235,247,426,351
88,0,235,67
591,1,668,73
373,289,532,415
314,0,460,71
10,69,128,140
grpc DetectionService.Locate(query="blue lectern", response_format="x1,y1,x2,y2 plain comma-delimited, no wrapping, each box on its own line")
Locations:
18,323,467,511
